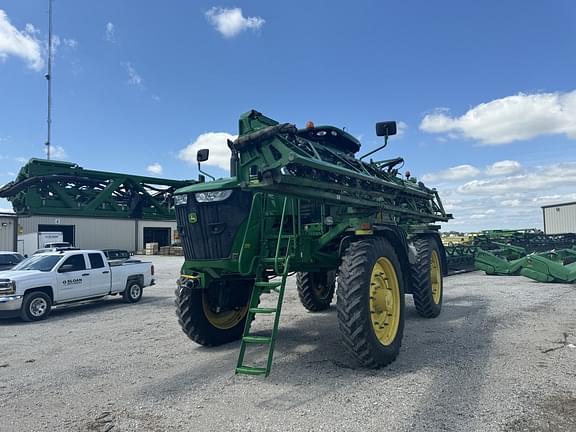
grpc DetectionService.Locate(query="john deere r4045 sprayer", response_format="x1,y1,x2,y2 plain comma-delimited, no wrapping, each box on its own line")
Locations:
173,110,451,376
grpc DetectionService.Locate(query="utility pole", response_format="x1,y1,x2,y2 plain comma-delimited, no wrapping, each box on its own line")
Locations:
45,0,53,160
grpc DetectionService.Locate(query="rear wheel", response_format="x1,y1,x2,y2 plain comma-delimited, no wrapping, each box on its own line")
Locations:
175,279,253,346
21,291,52,322
123,280,143,303
411,236,443,318
337,237,405,368
296,271,336,312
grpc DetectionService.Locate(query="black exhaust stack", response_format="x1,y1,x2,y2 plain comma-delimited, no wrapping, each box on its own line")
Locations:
228,139,238,176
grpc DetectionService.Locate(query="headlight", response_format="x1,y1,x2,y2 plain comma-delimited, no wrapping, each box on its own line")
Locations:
0,280,16,296
174,194,188,206
195,190,233,203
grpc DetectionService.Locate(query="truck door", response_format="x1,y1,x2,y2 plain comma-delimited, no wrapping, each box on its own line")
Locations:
55,253,91,301
88,253,110,296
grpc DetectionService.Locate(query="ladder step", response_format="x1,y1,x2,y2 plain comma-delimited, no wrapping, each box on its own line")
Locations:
243,335,272,344
249,307,277,314
236,366,267,376
255,281,282,289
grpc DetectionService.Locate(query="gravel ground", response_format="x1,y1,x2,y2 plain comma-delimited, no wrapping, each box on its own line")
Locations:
1,255,575,432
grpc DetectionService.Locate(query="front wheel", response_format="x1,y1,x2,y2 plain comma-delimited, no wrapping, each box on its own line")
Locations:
21,291,52,322
337,237,405,368
175,279,253,346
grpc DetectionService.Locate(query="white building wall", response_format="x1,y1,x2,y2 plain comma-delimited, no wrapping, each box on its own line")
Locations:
0,215,16,251
543,203,576,234
19,215,137,251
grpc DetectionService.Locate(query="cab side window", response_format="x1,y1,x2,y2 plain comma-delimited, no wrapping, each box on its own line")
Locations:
59,254,86,272
88,253,105,269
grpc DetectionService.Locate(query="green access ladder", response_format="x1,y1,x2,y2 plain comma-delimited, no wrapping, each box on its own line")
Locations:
235,196,296,377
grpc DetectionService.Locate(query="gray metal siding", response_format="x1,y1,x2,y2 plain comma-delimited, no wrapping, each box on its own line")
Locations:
19,216,137,251
543,204,576,234
0,216,16,251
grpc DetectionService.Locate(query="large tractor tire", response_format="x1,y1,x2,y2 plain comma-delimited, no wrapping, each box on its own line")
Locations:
296,271,336,312
337,237,405,368
175,279,253,346
410,235,443,318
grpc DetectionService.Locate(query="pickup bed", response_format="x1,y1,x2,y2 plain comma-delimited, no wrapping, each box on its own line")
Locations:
0,250,155,321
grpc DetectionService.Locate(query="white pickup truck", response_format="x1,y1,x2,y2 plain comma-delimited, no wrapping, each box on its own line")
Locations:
0,250,155,322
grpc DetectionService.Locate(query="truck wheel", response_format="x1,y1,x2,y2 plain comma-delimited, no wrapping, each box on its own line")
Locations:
175,279,252,346
337,238,405,368
21,291,52,322
296,271,336,312
411,236,443,318
123,281,143,303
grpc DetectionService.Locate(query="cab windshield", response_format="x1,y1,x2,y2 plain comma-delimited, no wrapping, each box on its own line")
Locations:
11,255,62,272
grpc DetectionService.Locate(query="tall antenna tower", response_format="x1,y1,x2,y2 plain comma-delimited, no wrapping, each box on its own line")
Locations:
45,0,53,160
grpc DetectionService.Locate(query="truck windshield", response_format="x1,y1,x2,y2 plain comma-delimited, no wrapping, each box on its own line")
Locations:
11,255,62,272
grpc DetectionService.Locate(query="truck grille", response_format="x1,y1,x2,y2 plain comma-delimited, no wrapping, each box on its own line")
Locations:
175,190,252,260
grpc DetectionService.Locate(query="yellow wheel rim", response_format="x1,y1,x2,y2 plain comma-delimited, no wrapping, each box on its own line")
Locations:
369,257,401,346
202,293,248,330
431,250,442,304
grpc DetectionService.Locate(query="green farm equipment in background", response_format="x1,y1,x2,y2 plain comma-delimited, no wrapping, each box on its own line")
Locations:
173,110,452,376
0,158,194,220
474,237,576,283
474,243,529,275
521,250,576,283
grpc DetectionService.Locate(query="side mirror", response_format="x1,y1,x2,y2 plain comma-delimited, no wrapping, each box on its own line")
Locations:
196,148,215,181
58,264,75,273
376,121,397,137
197,149,209,162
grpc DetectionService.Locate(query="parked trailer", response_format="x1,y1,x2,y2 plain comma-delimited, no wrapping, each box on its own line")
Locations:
18,232,65,257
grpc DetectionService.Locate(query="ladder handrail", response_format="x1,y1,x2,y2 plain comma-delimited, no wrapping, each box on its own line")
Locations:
238,192,264,275
273,197,298,274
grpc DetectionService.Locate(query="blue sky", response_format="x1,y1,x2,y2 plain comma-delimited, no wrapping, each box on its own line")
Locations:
1,0,575,231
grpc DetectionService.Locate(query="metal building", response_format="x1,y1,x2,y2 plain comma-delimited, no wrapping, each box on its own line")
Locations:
0,213,17,251
16,215,176,253
542,201,576,234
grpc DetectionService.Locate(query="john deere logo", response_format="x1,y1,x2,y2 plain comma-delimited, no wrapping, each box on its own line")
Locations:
188,212,198,224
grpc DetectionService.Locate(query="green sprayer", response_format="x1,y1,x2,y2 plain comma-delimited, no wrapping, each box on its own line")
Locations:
173,110,452,376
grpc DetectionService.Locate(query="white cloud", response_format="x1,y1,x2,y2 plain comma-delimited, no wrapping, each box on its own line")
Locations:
0,10,44,70
62,38,78,49
25,23,39,35
122,62,144,89
457,162,576,195
532,193,576,206
104,22,115,43
178,132,237,170
422,164,480,182
420,90,576,145
147,163,163,175
205,7,265,38
396,121,407,137
430,160,576,232
501,199,521,207
485,160,521,176
50,35,78,56
45,145,67,159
